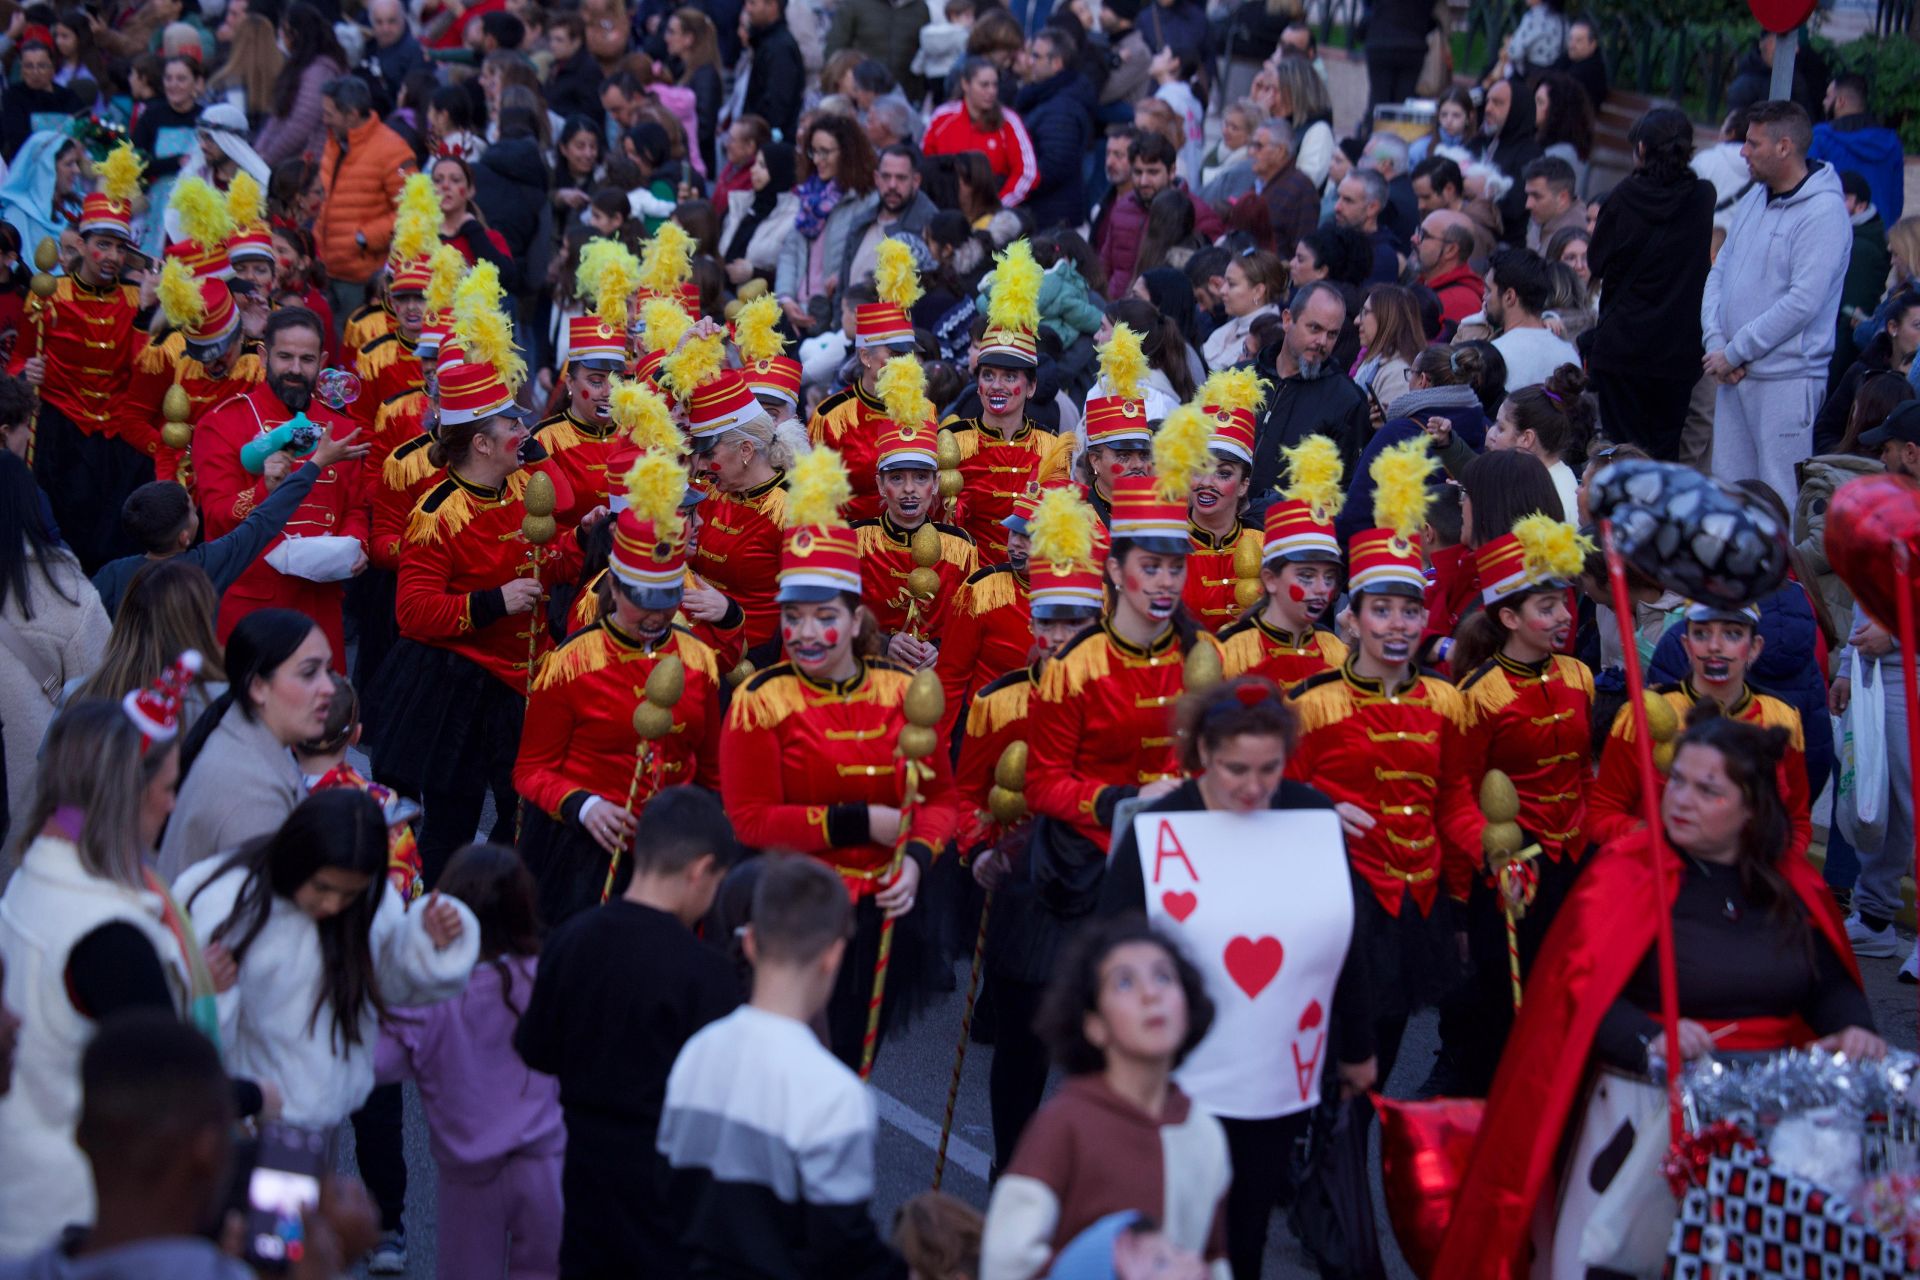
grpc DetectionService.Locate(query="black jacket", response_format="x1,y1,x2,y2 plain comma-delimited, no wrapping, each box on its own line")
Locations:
685,62,722,177
545,45,605,128
743,19,805,143
472,132,551,285
1587,171,1714,382
1248,340,1372,504
1013,68,1097,233
2,83,79,164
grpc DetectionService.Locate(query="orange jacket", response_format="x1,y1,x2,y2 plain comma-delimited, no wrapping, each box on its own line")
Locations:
314,115,417,284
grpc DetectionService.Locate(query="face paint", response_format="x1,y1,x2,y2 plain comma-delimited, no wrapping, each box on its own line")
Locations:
823,627,840,646
1287,583,1306,602
1109,461,1124,477
781,624,795,644
1124,571,1141,593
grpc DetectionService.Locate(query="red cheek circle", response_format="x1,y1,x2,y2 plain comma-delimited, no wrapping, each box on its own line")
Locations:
823,627,840,645
781,625,796,643
1109,462,1124,477
1124,571,1141,593
1287,583,1306,602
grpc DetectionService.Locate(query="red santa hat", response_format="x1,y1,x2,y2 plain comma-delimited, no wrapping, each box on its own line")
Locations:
122,650,203,753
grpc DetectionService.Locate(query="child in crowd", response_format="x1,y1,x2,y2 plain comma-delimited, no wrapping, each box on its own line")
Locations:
376,845,563,1280
296,673,424,904
913,0,975,88
516,787,744,1277
896,1192,984,1280
657,855,902,1279
979,916,1230,1280
1032,234,1106,351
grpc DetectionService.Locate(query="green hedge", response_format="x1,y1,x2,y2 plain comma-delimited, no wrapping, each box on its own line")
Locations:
1814,34,1920,152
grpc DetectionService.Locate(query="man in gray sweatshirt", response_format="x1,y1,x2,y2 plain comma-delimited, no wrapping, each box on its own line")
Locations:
1701,99,1852,507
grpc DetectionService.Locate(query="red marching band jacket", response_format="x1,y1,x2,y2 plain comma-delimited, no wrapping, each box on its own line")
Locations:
121,332,264,484
1454,653,1596,877
1180,520,1263,634
371,432,439,573
945,417,1074,564
689,475,785,651
1217,615,1350,690
854,515,979,637
514,619,723,822
807,383,892,524
352,332,428,484
1284,662,1481,914
14,276,139,436
719,659,962,897
935,564,1036,741
956,665,1034,816
533,410,640,530
1026,624,1216,855
394,468,586,689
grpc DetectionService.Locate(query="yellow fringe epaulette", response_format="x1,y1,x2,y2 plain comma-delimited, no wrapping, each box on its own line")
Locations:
727,664,806,732
406,471,529,546
671,628,720,683
228,352,263,383
1752,693,1806,752
965,566,1020,616
344,304,392,350
536,414,585,454
136,330,185,374
807,389,860,446
1459,659,1517,722
1418,675,1469,732
375,390,425,436
1289,672,1356,736
532,627,611,691
1317,632,1350,666
1608,686,1689,744
1218,624,1266,678
1554,653,1595,701
753,485,787,523
865,661,913,705
1037,630,1110,702
935,524,977,569
357,334,401,380
384,434,436,490
966,672,1031,737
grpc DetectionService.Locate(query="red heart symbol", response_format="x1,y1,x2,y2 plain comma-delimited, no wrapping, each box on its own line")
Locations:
1161,890,1197,923
1223,936,1283,1000
1298,998,1323,1031
1826,473,1920,633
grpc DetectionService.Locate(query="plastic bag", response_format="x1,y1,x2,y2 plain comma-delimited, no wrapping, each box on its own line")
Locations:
1839,649,1890,853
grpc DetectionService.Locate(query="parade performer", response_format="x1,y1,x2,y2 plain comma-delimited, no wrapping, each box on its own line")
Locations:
808,238,924,523
226,193,281,346
373,273,592,884
732,291,804,422
1076,330,1158,524
1441,514,1597,1095
352,177,442,477
18,144,145,571
190,307,365,661
995,467,1221,1167
937,486,1044,741
533,315,633,527
854,360,979,668
515,452,723,928
1588,600,1811,857
719,446,960,1068
945,239,1072,563
1431,714,1880,1280
1285,438,1478,1082
124,254,260,487
1180,370,1268,632
1219,436,1350,687
368,252,464,575
686,363,797,657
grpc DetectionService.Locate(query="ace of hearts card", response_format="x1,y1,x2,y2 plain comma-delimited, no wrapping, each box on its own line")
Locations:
1131,807,1353,1119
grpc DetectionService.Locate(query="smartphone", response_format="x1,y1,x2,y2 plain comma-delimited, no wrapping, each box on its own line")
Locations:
243,1123,330,1272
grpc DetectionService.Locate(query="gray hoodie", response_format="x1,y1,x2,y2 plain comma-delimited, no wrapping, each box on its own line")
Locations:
1701,159,1852,382
0,1235,254,1280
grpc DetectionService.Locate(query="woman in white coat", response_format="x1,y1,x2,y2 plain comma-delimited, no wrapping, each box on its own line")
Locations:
177,789,478,1130
1199,249,1288,373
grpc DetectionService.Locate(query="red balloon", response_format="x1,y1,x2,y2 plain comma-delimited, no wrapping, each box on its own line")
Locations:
1823,472,1920,633
1372,1095,1486,1277
1748,0,1814,33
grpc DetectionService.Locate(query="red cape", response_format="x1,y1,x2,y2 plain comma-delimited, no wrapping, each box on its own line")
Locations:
1429,830,1859,1280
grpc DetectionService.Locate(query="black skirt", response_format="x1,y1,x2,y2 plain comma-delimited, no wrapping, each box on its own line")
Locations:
366,639,525,796
825,889,939,1072
521,804,627,932
1353,886,1461,1025
32,399,147,573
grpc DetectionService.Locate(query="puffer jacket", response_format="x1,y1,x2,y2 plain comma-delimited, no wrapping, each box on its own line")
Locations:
313,114,418,285
1794,451,1883,626
1648,581,1833,798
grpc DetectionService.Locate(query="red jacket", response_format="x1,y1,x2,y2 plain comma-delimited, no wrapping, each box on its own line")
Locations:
1097,180,1223,300
121,333,263,484
371,431,437,573
854,515,978,637
192,385,365,664
352,332,426,488
1217,615,1349,690
15,276,139,436
921,100,1037,207
935,564,1034,741
946,416,1075,564
1455,653,1595,881
688,475,786,650
1180,520,1262,634
1423,263,1486,334
533,410,639,529
807,381,898,524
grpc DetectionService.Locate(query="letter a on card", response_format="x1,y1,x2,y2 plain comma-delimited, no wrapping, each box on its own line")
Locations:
1150,818,1200,885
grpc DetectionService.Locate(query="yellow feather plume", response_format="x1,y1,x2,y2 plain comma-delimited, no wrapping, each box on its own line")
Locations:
784,445,852,528
1511,513,1594,582
608,375,681,454
876,356,931,430
986,239,1041,336
425,244,466,317
1152,404,1213,503
1278,435,1344,520
874,237,922,311
1197,367,1270,416
641,297,693,356
622,450,689,530
576,238,644,329
638,222,694,296
660,334,724,401
1370,437,1439,543
96,142,143,206
731,293,785,365
388,171,442,267
451,262,526,392
226,170,264,230
169,177,233,249
1097,324,1147,403
156,256,205,331
1028,487,1098,569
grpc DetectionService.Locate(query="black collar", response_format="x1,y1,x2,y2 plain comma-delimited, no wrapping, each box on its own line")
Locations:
1341,656,1418,698
1103,619,1177,659
796,659,867,697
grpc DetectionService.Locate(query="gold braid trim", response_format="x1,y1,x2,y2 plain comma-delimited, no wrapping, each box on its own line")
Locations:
1420,677,1469,733
344,307,392,349
966,680,1030,736
532,629,610,691
1461,665,1518,722
1037,636,1111,702
1753,694,1807,752
1218,625,1266,678
406,471,529,545
136,330,183,374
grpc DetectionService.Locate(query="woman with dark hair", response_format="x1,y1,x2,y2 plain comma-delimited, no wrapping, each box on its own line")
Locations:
663,7,721,175
267,154,325,226
158,608,334,879
1586,106,1713,460
1099,680,1377,1280
951,149,1002,230
1435,712,1880,1279
1200,248,1287,372
73,560,226,723
1414,447,1563,641
251,1,344,166
1134,267,1207,381
1102,297,1198,408
774,113,876,335
0,450,106,824
1454,337,1509,416
1352,282,1427,419
553,114,606,235
432,154,517,286
922,55,1036,207
1531,70,1593,190
1334,343,1493,546
428,82,486,163
178,789,478,1129
1816,289,1920,454
51,10,111,92
720,139,796,287
1132,188,1197,278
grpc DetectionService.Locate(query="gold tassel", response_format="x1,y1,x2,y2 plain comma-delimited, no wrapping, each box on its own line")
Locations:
1291,681,1357,736
532,629,612,691
136,332,180,374
357,337,401,381
1218,625,1265,678
384,437,437,489
672,631,719,683
1037,636,1111,702
725,669,808,731
1553,654,1594,700
966,569,1018,616
1425,679,1469,733
539,417,585,455
936,531,974,570
344,307,392,350
374,392,425,436
230,352,263,383
965,680,1030,737
1460,665,1520,721
1753,695,1807,752
405,472,528,544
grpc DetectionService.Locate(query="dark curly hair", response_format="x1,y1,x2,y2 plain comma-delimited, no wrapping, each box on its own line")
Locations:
1037,914,1216,1075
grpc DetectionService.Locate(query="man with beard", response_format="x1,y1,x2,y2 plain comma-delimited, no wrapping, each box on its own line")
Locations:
839,146,937,292
1247,282,1370,499
534,316,632,527
193,308,367,665
1472,77,1541,238
121,253,265,487
17,189,145,572
852,418,978,670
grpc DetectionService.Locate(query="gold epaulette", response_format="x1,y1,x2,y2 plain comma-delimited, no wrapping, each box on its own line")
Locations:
136,330,184,374
1419,675,1470,732
406,471,529,545
532,627,611,691
806,389,859,445
1037,631,1110,702
1609,687,1688,743
754,485,787,523
1459,660,1517,721
1752,694,1807,752
727,664,805,731
1554,653,1595,701
344,305,392,350
1289,674,1355,735
536,415,584,454
1218,623,1265,677
966,674,1031,736
937,525,977,569
1317,631,1351,666
357,334,400,380
672,628,720,683
965,566,1020,615
228,352,263,383
374,390,425,436
384,435,436,490
864,660,913,706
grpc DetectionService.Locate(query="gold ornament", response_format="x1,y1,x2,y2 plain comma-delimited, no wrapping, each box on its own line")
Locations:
162,384,192,423
1233,579,1263,610
32,237,58,273
910,522,942,568
993,740,1028,790
988,785,1028,825
644,655,686,707
29,272,56,299
632,702,676,740
898,724,941,760
1478,770,1521,824
938,469,964,498
727,659,756,687
523,470,558,519
161,422,193,450
1232,536,1263,581
1652,741,1676,773
906,566,941,598
935,428,961,470
1184,642,1223,694
902,668,944,732
520,514,557,545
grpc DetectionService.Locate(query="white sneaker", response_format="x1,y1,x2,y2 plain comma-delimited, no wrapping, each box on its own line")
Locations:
366,1232,406,1275
1901,940,1917,985
1845,912,1901,960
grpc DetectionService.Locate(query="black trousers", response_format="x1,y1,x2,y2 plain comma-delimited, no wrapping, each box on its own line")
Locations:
346,567,399,697
351,1082,407,1235
420,766,519,888
31,400,146,573
1220,1111,1314,1280
1592,368,1697,462
1364,47,1427,118
986,973,1049,1172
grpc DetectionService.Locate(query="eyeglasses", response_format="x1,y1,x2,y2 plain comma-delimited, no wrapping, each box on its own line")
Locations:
809,145,838,159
